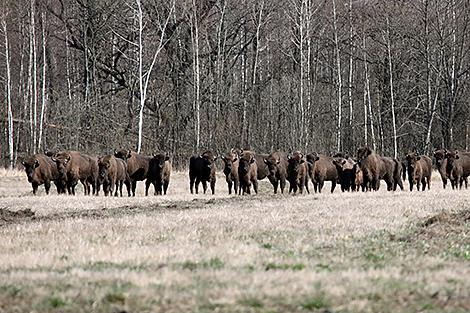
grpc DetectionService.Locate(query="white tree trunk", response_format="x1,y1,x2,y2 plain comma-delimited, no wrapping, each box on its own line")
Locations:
192,0,201,151
385,16,397,158
31,0,38,153
363,34,376,150
348,0,354,141
332,0,342,151
135,0,175,153
38,12,47,151
3,15,14,168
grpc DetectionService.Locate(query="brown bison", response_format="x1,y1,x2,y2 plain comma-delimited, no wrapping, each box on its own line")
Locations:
445,150,470,189
287,152,310,194
146,154,171,196
356,147,402,191
221,149,240,195
116,158,131,196
433,149,449,189
332,156,356,192
114,149,152,196
404,153,432,191
189,151,217,194
306,153,338,193
354,163,364,191
97,155,130,196
52,151,98,195
238,150,258,195
22,154,65,195
263,151,288,194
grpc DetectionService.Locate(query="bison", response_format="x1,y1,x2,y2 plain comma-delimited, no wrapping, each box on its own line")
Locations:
238,150,258,195
189,151,217,194
434,149,449,189
114,149,152,196
353,163,364,191
221,149,240,195
445,150,470,189
404,153,432,191
356,147,401,191
97,155,130,196
332,156,356,192
287,152,310,194
306,153,338,193
146,154,171,196
22,154,65,195
263,151,288,194
52,151,98,195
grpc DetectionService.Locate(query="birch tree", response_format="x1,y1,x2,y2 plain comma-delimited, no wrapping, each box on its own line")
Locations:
135,0,175,153
2,10,14,168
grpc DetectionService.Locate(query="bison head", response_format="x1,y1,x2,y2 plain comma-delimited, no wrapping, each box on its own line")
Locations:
445,150,459,172
98,157,111,180
238,153,255,180
356,146,373,164
405,153,421,172
22,159,40,183
287,153,305,183
433,149,447,168
51,153,71,179
221,152,238,176
114,149,132,161
263,155,282,178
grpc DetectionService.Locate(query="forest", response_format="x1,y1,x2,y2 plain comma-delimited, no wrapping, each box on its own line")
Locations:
1,0,469,168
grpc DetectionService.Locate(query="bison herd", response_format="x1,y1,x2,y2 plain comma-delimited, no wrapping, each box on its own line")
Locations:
20,147,470,196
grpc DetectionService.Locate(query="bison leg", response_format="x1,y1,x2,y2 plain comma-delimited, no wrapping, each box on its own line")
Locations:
442,178,447,189
145,179,152,196
272,180,278,194
202,180,208,194
44,180,51,195
131,180,137,197
227,181,233,195
163,180,169,195
280,178,286,194
32,182,39,195
210,179,216,195
305,179,310,194
252,179,258,194
421,178,427,191
330,180,336,193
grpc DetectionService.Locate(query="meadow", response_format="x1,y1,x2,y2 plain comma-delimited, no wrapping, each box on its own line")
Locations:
0,170,468,312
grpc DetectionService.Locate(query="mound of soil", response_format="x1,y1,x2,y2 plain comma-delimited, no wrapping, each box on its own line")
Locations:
393,209,469,256
0,208,35,226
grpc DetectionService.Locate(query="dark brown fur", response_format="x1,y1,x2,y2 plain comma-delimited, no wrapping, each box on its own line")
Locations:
114,149,152,196
97,155,128,196
306,153,337,193
434,149,448,189
147,154,171,196
238,151,258,195
445,150,470,189
52,151,98,195
255,154,269,181
332,157,355,192
22,154,65,195
287,152,310,194
405,153,432,191
189,151,217,194
356,147,398,191
221,149,240,195
263,151,288,194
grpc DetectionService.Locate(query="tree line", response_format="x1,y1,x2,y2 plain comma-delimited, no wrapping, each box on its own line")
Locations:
1,0,469,169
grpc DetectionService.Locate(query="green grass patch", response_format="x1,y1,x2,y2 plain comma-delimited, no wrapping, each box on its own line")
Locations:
264,262,305,271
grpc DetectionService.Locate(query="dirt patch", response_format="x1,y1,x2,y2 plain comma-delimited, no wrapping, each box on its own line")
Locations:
0,208,35,226
421,209,470,228
392,209,469,257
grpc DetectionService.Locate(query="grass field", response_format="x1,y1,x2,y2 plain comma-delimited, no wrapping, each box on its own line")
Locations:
0,170,469,313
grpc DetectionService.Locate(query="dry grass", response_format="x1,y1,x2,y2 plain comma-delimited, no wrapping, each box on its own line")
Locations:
0,169,469,312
